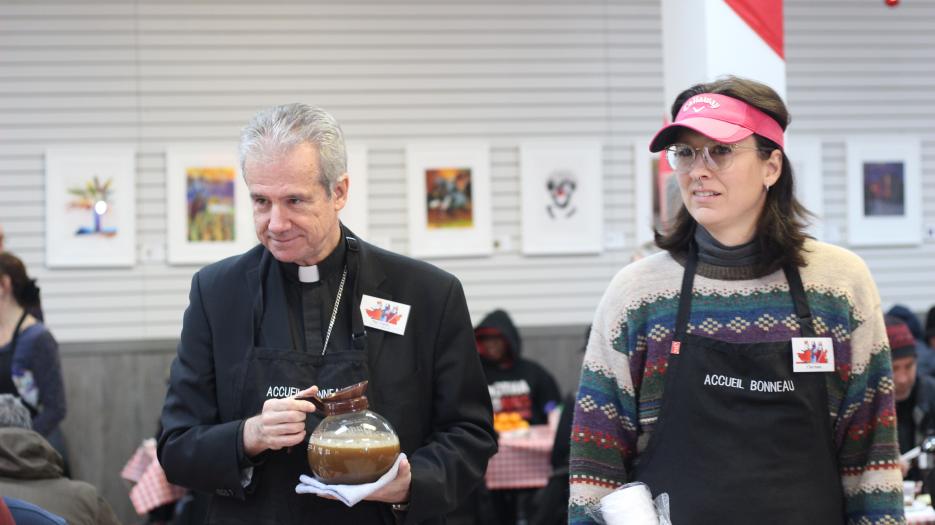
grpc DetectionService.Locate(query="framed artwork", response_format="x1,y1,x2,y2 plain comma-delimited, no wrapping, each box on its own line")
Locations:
45,148,137,267
520,141,603,254
786,136,825,240
165,146,255,265
846,137,921,246
406,142,491,258
633,140,656,246
633,140,678,246
340,143,368,238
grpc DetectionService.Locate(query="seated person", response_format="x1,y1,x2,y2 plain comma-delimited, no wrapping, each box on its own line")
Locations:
889,317,935,480
888,304,935,378
475,309,561,525
0,394,120,525
476,309,561,426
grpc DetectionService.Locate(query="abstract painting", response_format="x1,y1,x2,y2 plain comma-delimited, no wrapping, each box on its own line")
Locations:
45,148,136,267
166,146,255,264
846,138,921,246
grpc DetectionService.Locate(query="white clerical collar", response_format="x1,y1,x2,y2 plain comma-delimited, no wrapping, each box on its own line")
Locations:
298,265,320,283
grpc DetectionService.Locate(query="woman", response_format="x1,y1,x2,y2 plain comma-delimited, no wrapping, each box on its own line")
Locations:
568,77,904,524
0,252,66,455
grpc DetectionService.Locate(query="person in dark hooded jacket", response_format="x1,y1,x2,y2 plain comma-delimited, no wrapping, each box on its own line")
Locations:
475,309,561,525
475,309,561,426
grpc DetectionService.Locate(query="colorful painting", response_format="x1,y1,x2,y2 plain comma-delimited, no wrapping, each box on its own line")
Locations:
67,176,117,236
406,143,491,258
862,162,905,217
166,146,255,264
186,166,236,241
846,138,921,246
521,142,602,255
45,148,136,267
426,167,473,228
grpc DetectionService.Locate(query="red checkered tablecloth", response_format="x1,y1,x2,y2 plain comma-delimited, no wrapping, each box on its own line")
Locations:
485,425,555,490
120,438,187,515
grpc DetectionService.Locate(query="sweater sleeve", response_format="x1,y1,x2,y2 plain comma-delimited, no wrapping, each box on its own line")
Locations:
26,329,66,437
833,260,905,524
568,288,638,524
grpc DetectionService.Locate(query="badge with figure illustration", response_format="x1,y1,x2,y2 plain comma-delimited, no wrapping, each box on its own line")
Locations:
791,337,835,372
520,141,603,255
360,294,410,335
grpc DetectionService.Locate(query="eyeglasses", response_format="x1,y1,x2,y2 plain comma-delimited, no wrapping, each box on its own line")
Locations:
665,142,768,173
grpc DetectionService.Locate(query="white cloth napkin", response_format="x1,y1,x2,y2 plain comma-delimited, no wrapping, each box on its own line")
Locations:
295,452,405,507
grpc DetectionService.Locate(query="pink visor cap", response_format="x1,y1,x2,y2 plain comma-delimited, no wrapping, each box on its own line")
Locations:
648,93,785,152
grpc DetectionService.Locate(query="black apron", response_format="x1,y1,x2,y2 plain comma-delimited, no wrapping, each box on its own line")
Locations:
206,235,395,525
632,245,844,525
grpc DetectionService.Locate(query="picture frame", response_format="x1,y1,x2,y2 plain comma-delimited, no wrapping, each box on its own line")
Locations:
846,137,921,246
520,141,603,255
785,135,825,241
633,140,679,246
633,139,656,246
406,142,491,258
165,145,255,265
340,143,368,238
45,147,137,268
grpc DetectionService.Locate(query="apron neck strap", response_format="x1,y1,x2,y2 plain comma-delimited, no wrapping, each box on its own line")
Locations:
782,263,817,338
674,242,699,339
345,234,367,351
9,309,29,352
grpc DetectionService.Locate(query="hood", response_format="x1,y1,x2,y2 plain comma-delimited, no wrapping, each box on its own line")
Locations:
0,427,64,479
475,309,521,365
888,305,924,341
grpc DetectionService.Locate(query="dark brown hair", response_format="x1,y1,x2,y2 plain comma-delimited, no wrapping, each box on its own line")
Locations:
654,75,813,274
0,252,40,309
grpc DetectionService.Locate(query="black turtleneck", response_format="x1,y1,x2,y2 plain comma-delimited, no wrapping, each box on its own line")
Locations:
280,236,351,354
678,226,768,281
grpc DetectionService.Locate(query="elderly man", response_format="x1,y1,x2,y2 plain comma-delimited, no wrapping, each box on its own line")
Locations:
888,316,935,481
158,104,496,524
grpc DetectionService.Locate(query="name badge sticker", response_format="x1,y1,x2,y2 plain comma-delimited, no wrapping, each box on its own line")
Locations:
360,294,411,336
791,337,835,373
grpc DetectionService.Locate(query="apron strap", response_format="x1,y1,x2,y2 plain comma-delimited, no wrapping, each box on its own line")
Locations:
345,234,367,351
674,242,699,339
8,309,29,355
782,263,817,338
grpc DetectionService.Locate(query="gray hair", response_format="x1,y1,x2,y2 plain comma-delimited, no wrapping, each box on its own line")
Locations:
0,394,32,430
239,103,347,194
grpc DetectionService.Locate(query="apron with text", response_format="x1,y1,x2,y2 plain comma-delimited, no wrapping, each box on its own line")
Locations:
631,245,844,525
206,236,395,525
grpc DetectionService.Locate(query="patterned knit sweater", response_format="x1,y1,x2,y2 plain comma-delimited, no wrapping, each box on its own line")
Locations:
568,239,905,524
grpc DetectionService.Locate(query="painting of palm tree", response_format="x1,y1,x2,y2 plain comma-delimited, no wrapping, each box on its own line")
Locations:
67,175,117,236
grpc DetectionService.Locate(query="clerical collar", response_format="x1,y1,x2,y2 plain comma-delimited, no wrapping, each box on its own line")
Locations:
298,266,320,283
694,226,760,268
281,236,347,284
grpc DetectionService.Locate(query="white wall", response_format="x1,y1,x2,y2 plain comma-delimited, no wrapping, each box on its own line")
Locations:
0,0,932,343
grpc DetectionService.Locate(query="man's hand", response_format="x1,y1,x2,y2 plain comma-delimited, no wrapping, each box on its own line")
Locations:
243,386,318,457
365,455,412,504
900,458,911,478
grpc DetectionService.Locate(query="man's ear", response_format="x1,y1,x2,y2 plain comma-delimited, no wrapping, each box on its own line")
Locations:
333,174,349,211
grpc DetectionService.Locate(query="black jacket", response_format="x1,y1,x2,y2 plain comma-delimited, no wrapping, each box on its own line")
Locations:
158,233,497,524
